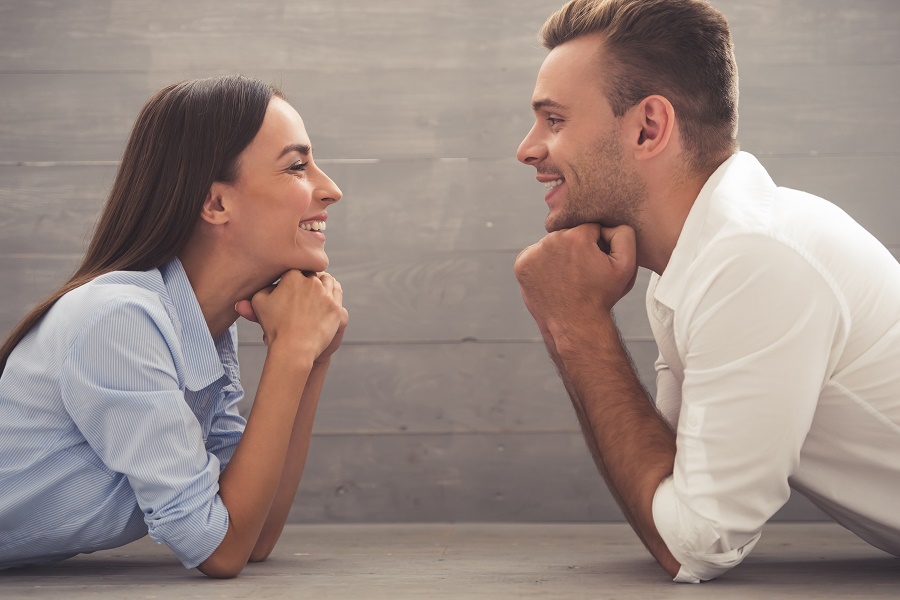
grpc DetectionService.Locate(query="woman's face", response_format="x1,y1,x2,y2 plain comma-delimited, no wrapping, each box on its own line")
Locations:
226,97,342,276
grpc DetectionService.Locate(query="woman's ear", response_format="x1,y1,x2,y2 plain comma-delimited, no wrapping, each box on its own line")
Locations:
629,94,676,161
199,182,231,225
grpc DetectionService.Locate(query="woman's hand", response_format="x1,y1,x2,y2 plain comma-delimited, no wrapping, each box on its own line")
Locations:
314,292,348,365
235,270,346,366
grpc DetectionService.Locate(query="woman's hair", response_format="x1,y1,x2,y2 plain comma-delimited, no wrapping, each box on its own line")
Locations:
540,0,739,174
0,74,283,374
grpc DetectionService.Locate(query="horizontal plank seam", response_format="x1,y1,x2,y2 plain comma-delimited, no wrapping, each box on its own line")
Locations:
306,429,586,437
237,336,659,346
2,151,900,167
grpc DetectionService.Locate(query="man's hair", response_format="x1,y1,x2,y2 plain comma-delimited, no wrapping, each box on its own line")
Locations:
541,0,739,173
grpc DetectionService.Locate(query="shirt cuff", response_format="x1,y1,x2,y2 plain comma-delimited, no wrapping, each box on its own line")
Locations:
653,475,761,582
148,492,229,569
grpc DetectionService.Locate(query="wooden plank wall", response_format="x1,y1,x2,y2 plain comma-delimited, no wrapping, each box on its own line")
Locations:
1,0,897,523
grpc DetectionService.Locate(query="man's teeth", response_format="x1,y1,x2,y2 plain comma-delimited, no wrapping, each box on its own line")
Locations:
544,178,564,189
299,221,327,231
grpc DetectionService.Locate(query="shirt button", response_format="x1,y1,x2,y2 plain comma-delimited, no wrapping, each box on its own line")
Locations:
687,415,700,428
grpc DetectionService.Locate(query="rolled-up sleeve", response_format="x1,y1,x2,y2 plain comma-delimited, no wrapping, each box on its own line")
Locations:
651,235,846,582
60,297,229,568
206,325,246,470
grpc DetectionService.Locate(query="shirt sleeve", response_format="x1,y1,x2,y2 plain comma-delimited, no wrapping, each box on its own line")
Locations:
652,234,846,582
654,353,682,428
205,388,246,470
60,297,229,568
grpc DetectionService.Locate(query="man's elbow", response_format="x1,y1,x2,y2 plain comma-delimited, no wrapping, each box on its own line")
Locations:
655,548,682,579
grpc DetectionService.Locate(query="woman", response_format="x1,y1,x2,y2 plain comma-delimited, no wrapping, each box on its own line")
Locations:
0,75,347,578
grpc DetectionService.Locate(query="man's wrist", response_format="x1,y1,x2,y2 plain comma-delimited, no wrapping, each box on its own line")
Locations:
549,311,619,363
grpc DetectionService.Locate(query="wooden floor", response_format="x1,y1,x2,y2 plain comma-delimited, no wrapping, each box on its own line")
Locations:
1,523,897,599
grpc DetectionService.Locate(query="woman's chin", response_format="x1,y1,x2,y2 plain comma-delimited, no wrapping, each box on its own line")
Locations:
296,254,329,273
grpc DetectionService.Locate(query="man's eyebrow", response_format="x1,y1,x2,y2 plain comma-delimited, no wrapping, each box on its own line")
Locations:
278,143,311,159
532,99,568,112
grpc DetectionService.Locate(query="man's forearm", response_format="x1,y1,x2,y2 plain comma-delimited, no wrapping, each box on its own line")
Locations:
549,312,680,577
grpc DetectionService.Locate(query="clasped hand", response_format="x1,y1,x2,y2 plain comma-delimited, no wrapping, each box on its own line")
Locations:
235,270,348,366
514,223,638,352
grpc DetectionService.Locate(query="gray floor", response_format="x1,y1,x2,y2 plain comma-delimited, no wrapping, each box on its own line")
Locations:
2,523,897,599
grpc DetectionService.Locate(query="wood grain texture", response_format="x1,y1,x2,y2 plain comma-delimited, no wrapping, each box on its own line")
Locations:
1,0,891,525
236,340,661,434
2,64,898,163
4,156,895,258
2,1,896,71
236,252,656,344
288,431,826,522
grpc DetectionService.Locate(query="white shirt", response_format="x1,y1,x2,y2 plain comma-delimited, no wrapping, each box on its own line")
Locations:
647,152,900,582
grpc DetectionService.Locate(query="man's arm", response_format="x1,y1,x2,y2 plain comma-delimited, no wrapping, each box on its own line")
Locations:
515,223,680,577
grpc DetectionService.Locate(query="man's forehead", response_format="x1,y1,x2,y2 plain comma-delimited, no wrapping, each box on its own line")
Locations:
533,35,607,106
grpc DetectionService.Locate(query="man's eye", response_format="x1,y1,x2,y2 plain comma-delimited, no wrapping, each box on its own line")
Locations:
546,117,562,126
289,162,308,172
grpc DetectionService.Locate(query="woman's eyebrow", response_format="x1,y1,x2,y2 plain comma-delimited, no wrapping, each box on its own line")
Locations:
278,143,311,159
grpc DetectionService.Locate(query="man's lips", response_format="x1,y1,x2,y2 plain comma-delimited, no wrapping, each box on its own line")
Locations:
538,176,565,203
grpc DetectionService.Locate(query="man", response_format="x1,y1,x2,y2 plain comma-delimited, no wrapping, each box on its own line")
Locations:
514,0,900,583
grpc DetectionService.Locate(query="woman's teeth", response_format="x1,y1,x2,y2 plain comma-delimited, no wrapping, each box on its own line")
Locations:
544,179,563,189
300,221,327,231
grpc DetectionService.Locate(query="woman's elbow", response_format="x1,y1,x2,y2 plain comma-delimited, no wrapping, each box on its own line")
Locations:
248,542,275,563
197,552,248,579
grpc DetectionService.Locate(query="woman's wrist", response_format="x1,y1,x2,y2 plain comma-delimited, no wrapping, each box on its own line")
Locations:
265,339,317,375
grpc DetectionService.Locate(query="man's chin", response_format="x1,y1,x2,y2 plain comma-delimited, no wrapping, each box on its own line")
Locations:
545,214,619,233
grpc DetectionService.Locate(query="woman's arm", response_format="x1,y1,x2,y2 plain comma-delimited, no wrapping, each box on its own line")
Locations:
197,271,343,578
249,357,329,561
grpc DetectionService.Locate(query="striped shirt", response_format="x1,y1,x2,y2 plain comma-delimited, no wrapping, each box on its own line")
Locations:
0,258,245,569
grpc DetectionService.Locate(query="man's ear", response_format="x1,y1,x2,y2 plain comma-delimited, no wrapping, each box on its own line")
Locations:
628,95,676,161
199,182,232,225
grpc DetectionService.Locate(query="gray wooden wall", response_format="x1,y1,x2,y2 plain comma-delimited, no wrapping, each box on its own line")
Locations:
1,0,897,523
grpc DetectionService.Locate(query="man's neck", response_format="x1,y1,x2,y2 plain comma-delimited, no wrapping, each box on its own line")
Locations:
635,167,713,276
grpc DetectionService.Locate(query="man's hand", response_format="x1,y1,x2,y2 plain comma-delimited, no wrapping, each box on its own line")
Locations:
513,223,680,578
514,223,639,351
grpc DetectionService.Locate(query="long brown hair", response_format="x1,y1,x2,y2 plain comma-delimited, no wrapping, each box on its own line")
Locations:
0,75,283,374
540,0,739,174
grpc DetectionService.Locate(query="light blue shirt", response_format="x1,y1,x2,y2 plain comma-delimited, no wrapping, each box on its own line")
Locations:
0,259,245,569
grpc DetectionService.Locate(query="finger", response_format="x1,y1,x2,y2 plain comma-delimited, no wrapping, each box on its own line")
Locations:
601,225,637,273
234,300,258,322
280,269,305,283
317,272,335,295
331,278,343,305
600,225,636,255
575,222,603,242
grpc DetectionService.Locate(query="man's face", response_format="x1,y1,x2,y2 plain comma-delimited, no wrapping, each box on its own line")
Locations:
517,34,646,233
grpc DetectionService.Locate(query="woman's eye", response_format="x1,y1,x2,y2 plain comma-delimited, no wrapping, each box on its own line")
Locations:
289,162,308,172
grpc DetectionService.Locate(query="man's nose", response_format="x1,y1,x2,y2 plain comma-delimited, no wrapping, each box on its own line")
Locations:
516,125,546,165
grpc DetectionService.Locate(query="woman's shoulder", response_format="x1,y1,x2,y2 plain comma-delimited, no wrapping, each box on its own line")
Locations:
50,268,174,337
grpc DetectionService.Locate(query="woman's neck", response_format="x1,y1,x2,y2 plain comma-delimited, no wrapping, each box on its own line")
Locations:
178,242,276,338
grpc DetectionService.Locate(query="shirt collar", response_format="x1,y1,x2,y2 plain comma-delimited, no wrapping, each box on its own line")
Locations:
158,258,227,391
653,151,774,310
